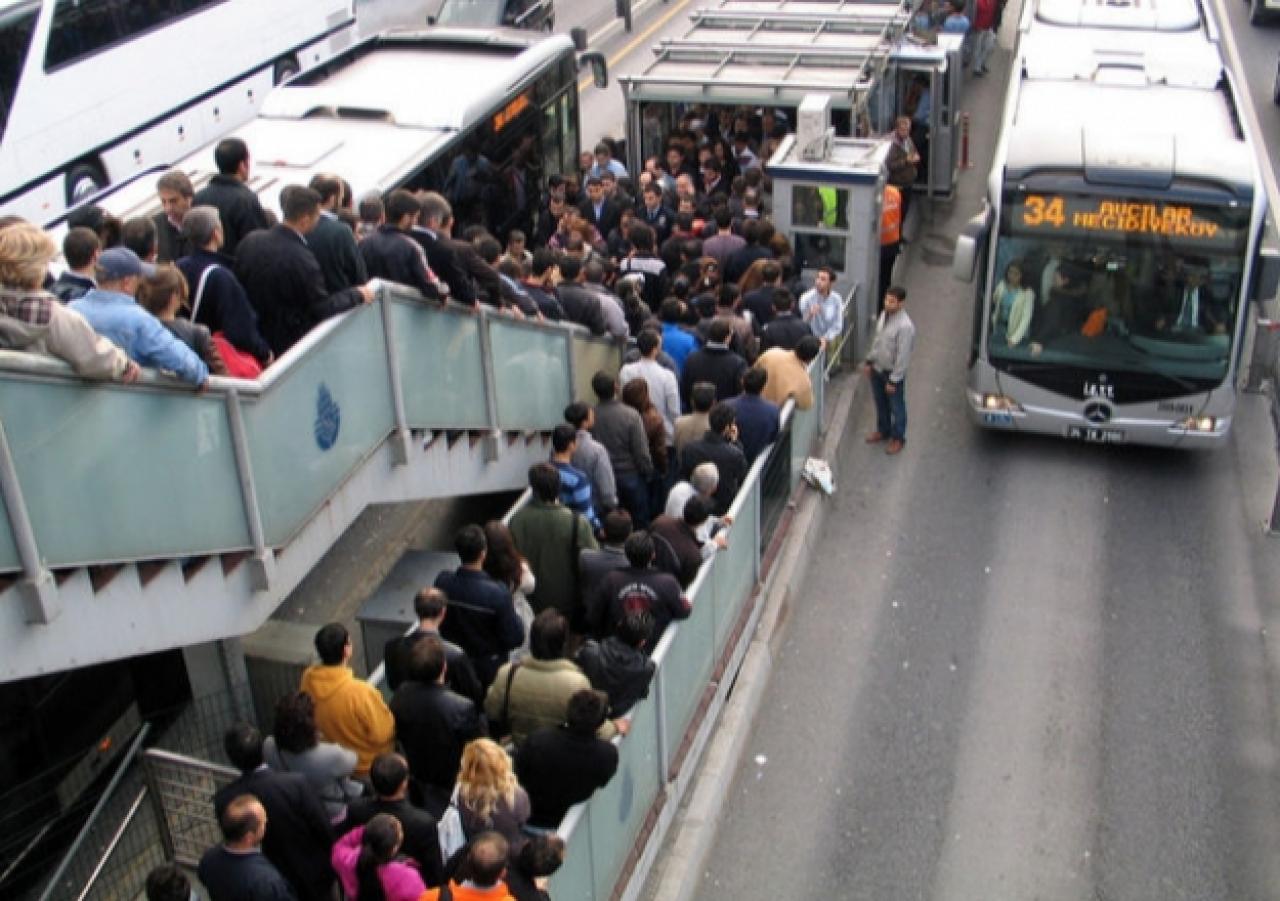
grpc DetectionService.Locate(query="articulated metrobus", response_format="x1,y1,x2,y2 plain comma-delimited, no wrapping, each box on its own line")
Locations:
81,27,605,244
0,0,357,226
953,0,1267,448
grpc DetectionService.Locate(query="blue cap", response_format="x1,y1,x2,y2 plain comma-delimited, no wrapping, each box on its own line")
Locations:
97,247,155,281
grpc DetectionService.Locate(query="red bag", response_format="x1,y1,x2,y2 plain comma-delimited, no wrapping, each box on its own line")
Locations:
212,332,263,379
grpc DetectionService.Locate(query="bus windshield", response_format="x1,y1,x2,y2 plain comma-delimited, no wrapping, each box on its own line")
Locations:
988,190,1250,389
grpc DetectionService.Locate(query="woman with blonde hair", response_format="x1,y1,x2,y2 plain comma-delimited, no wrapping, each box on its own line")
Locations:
0,222,136,381
455,738,530,854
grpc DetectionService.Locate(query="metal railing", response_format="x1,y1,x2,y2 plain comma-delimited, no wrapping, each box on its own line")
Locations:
1244,315,1280,532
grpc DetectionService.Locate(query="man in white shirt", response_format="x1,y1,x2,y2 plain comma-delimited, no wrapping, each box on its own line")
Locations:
620,329,681,443
799,266,844,348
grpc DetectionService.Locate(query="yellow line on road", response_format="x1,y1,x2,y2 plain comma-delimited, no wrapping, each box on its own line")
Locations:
577,0,700,93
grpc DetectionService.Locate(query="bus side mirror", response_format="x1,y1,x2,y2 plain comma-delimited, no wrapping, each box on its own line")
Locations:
1252,218,1280,302
952,209,990,283
571,26,588,51
579,51,608,89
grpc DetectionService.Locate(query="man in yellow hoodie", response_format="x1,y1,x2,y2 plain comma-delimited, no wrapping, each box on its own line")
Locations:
300,623,395,777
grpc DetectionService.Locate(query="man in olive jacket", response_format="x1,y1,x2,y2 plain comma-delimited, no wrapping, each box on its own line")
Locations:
509,462,598,628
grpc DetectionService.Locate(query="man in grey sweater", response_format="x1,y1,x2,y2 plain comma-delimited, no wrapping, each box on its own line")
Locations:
863,286,916,456
589,370,655,526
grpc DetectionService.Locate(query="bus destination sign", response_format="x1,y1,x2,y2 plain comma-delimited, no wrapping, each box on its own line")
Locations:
1011,194,1238,248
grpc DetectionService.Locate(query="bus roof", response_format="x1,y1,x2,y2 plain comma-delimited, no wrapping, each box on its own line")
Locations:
262,28,574,132
1020,24,1222,87
1033,0,1203,31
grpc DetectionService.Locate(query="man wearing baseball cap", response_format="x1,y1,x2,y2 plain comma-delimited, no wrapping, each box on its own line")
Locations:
70,247,209,387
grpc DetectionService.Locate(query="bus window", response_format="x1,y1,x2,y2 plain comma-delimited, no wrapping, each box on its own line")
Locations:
0,1,39,142
46,0,220,71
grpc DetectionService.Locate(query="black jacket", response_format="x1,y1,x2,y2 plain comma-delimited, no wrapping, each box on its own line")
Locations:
49,272,94,303
390,681,486,796
679,431,747,515
577,545,629,613
522,283,565,321
360,225,441,299
679,343,747,408
648,513,705,588
410,227,476,304
588,565,690,644
194,174,271,257
383,627,484,705
345,796,444,888
578,197,623,238
198,846,297,901
448,237,503,307
515,726,618,827
724,244,772,287
234,225,365,356
212,767,334,900
742,286,777,333
576,636,656,716
177,249,273,362
433,567,524,687
153,211,191,263
308,213,367,294
558,283,608,336
760,312,811,352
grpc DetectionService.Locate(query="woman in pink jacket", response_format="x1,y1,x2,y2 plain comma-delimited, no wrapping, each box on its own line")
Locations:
331,813,426,901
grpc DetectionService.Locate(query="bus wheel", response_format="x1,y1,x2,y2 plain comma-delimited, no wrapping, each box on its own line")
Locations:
65,161,106,207
273,56,301,85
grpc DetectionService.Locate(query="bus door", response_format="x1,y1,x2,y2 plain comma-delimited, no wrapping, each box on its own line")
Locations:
889,46,958,199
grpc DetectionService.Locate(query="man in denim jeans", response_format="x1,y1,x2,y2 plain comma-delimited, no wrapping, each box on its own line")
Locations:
864,286,916,456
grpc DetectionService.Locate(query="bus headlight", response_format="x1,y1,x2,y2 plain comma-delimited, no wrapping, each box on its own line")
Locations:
980,393,1023,413
1176,415,1217,433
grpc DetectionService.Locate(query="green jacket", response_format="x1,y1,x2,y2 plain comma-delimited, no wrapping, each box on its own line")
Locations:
509,500,598,617
485,657,617,745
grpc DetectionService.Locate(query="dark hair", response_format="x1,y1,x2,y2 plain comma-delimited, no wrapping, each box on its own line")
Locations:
413,586,447,621
385,189,420,224
621,377,651,414
616,608,654,648
795,335,822,363
691,382,717,412
624,531,655,568
636,329,661,357
224,722,265,773
713,207,732,229
591,370,616,401
314,622,349,665
483,520,525,588
122,217,157,260
63,227,100,269
369,753,410,798
528,461,561,502
455,523,487,564
585,175,603,187
145,863,191,901
660,298,683,323
742,367,767,395
772,288,794,312
564,401,590,428
273,691,319,754
156,169,194,199
740,218,760,245
552,422,577,453
566,688,608,734
716,284,739,310
515,834,566,881
602,509,633,544
475,236,502,265
709,401,736,434
887,285,907,301
356,814,401,901
683,494,711,527
283,186,322,222
308,173,344,205
219,794,262,843
530,608,568,660
531,247,558,278
359,193,385,224
628,223,655,253
707,318,732,344
213,138,250,176
408,635,447,684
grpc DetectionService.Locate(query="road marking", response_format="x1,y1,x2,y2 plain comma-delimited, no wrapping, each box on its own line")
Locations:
577,0,700,93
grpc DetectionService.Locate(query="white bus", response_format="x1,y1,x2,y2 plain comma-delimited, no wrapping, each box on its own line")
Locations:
0,0,357,226
76,27,606,244
952,0,1267,448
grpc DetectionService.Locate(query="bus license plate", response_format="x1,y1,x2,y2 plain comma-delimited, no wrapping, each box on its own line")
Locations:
1067,426,1125,444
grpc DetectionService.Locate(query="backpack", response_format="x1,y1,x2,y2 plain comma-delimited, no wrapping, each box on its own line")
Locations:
437,786,468,861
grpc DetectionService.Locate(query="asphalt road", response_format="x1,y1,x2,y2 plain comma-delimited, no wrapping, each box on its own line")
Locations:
686,4,1280,900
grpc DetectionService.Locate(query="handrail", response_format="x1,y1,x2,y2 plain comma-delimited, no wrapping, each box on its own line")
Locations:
74,786,149,901
38,722,153,901
825,282,861,377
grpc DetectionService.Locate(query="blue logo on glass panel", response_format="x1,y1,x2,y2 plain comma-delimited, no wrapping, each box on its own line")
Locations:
315,383,341,450
618,765,634,823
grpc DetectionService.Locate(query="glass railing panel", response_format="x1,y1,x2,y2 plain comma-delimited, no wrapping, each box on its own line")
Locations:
551,807,594,900
389,301,489,429
488,320,572,430
0,379,246,567
586,693,662,900
243,306,395,546
0,494,19,571
713,484,760,656
657,572,717,770
571,334,621,402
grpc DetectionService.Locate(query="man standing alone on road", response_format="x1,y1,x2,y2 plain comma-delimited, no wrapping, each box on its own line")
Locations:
864,286,916,456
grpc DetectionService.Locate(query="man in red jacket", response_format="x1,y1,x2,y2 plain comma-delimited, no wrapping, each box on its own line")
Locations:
972,0,999,76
